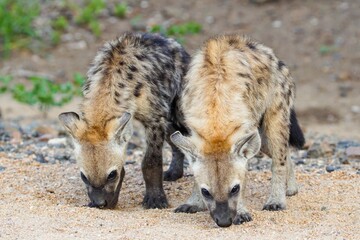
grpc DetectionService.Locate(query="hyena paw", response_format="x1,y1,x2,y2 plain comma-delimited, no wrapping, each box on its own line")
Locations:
233,212,252,225
163,168,183,181
174,204,201,213
142,192,168,209
263,201,286,211
286,184,299,196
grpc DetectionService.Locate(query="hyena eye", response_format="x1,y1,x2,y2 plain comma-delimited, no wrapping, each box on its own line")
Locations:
80,172,89,184
230,184,240,196
201,188,213,199
107,170,117,181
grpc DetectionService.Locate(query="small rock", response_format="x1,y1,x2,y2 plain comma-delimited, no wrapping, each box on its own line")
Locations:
67,41,87,50
320,142,334,157
346,147,360,160
54,153,71,161
321,206,327,211
336,150,349,164
337,72,351,81
140,0,149,8
298,150,308,159
48,138,67,147
356,170,360,175
338,84,352,97
338,2,349,10
35,125,58,137
126,160,136,165
325,165,338,172
35,153,47,163
295,159,305,165
0,166,5,172
309,17,319,26
307,142,322,158
272,20,282,28
351,105,360,114
337,140,360,149
205,16,215,24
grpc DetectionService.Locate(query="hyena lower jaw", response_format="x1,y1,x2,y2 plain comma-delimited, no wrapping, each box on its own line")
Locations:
59,32,190,209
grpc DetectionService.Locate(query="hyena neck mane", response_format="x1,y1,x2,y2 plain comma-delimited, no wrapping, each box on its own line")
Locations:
78,35,141,143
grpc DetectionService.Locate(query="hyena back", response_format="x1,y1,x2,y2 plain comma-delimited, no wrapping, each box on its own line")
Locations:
171,34,304,227
59,32,189,209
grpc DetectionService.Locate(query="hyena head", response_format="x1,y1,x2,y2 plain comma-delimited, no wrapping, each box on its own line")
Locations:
171,130,261,227
58,111,133,209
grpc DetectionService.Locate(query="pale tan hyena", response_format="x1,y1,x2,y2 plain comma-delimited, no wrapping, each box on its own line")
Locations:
59,32,190,209
171,34,305,227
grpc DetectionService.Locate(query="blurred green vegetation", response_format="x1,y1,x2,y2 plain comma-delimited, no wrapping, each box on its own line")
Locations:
0,73,85,113
0,0,40,57
114,2,128,19
74,0,106,37
150,21,202,43
0,0,202,113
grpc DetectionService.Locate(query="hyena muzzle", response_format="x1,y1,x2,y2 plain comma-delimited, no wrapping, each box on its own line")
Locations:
59,32,189,209
171,34,305,227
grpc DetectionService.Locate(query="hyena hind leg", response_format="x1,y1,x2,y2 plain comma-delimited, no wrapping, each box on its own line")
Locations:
163,125,184,181
262,105,290,211
174,182,206,213
163,141,184,181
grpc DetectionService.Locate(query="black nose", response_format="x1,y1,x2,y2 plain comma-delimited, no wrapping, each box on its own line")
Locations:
215,217,233,228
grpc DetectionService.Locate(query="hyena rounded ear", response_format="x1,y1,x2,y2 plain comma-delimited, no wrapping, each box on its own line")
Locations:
234,131,261,160
106,112,133,142
58,112,82,138
170,131,197,157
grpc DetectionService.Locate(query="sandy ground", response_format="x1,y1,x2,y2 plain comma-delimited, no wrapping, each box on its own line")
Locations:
0,157,359,240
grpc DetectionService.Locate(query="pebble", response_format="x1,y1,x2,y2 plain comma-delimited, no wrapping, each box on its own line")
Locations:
307,142,323,158
205,16,215,24
35,125,58,137
295,159,305,165
48,138,67,148
346,147,360,159
0,166,5,172
35,153,47,163
351,105,360,114
337,140,360,149
272,20,282,28
140,1,149,9
67,41,87,50
325,165,340,173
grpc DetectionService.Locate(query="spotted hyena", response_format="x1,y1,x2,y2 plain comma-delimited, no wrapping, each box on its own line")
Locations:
59,32,189,209
171,34,305,227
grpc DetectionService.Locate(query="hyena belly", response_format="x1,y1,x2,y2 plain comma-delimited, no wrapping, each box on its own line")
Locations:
171,34,304,227
59,32,189,209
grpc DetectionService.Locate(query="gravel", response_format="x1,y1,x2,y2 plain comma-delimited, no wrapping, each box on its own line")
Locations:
0,119,359,176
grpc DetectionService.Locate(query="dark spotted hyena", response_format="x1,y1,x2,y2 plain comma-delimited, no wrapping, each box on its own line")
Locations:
59,32,189,209
171,34,305,227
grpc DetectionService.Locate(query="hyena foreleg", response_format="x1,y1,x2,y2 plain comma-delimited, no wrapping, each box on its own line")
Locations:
174,182,206,213
233,175,252,225
142,124,168,209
